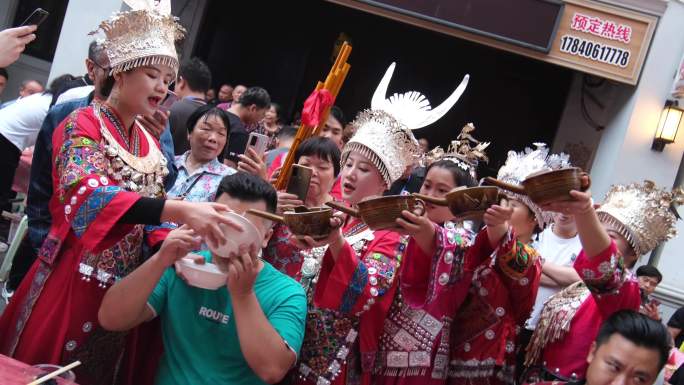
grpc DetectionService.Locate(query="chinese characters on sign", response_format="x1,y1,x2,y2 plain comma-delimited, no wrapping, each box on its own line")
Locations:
570,12,632,43
560,11,635,69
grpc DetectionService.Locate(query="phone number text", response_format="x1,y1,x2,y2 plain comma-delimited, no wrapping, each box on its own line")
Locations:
559,35,630,68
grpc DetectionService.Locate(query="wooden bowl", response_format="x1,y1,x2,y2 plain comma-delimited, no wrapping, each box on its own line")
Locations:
522,167,590,205
483,167,590,206
357,195,425,231
327,195,426,231
284,207,333,240
246,207,334,240
414,186,500,220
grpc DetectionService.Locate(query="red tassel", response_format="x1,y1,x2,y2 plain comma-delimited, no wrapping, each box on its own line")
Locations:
301,89,334,127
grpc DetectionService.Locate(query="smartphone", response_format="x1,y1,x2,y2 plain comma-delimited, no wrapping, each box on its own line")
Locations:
158,90,179,113
286,164,313,202
246,132,269,157
20,8,49,27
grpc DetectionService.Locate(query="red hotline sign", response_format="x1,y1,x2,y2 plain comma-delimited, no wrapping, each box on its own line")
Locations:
570,12,632,44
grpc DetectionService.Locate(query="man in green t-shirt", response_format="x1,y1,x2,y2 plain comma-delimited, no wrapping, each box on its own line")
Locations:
99,173,307,385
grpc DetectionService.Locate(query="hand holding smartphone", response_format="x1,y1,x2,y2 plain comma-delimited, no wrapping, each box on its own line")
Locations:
245,132,269,158
19,8,49,27
286,164,313,202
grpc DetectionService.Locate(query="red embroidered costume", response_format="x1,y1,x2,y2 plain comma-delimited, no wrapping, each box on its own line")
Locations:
525,241,639,379
294,60,470,385
448,229,541,385
0,104,168,384
293,218,405,385
372,222,478,385
525,181,681,380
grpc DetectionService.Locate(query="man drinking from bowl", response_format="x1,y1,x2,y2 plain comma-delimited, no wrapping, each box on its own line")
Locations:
98,172,307,385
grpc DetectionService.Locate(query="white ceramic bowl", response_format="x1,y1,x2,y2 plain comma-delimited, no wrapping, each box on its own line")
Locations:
206,212,262,258
175,256,227,290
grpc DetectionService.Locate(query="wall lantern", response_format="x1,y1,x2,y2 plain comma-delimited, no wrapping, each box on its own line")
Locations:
652,100,683,152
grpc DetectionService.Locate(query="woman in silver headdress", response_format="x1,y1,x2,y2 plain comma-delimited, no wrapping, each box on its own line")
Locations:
0,2,241,384
289,63,469,385
524,180,682,382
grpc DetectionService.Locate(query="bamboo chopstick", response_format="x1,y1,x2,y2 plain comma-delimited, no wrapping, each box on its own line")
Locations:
27,361,81,385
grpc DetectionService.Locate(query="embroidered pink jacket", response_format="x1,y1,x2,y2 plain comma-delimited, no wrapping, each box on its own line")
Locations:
535,241,640,379
372,223,484,385
448,230,542,385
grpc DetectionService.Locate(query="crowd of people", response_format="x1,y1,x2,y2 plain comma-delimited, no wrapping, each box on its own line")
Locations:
0,2,682,385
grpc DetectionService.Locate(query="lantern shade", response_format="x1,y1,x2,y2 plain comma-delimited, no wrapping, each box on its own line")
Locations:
653,101,683,151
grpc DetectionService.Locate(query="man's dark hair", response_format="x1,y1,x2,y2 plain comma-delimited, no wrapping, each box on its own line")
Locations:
88,41,99,61
636,265,663,283
0,68,8,81
238,87,270,109
329,105,346,127
595,310,671,370
87,41,107,65
179,57,212,94
47,74,85,106
277,125,297,140
215,172,278,214
186,104,231,135
295,136,342,178
101,75,115,99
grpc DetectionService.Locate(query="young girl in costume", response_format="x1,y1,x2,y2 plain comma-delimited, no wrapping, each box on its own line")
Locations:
445,144,567,385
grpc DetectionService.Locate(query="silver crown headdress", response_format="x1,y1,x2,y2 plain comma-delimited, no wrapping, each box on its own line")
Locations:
343,63,470,187
91,0,185,76
424,123,490,179
597,181,683,256
497,143,571,229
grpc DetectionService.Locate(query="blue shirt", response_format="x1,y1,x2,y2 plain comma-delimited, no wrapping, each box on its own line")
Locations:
167,152,235,202
25,95,177,250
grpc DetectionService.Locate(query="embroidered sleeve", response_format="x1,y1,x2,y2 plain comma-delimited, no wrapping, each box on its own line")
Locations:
573,241,641,314
262,222,304,278
401,224,474,306
52,111,141,253
313,234,406,316
493,228,543,322
573,241,624,294
493,229,538,280
144,223,176,249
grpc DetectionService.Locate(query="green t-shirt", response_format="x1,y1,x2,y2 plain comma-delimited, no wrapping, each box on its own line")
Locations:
147,250,307,385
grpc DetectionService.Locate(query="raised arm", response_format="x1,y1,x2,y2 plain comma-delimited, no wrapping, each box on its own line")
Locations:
542,188,639,312
226,251,307,384
493,228,542,322
484,203,514,249
400,222,478,307
542,186,610,259
98,227,198,331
